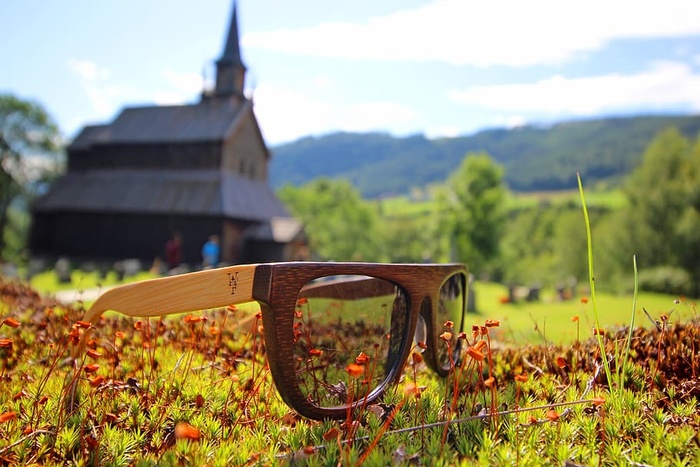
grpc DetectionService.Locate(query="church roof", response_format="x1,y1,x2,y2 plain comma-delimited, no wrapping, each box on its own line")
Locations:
69,99,248,149
32,168,290,222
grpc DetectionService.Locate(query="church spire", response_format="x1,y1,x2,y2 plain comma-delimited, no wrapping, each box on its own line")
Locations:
213,1,246,98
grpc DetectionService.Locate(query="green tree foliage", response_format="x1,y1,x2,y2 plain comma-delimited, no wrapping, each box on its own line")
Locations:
499,204,595,287
600,127,700,295
278,178,385,261
438,153,507,276
0,94,62,261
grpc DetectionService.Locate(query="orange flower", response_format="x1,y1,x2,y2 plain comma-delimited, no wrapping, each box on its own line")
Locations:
2,317,20,328
404,381,422,398
345,363,365,378
302,446,316,456
473,340,488,351
439,331,452,342
184,315,206,324
115,331,125,339
209,326,219,335
555,357,567,369
412,352,423,364
84,364,100,374
484,376,495,388
416,341,427,350
484,319,500,328
134,321,142,331
296,297,308,306
465,346,484,361
570,316,579,323
0,338,13,348
514,374,528,383
86,349,101,360
0,412,17,423
323,427,340,441
89,375,105,387
545,409,559,422
593,327,605,336
308,348,323,357
75,321,92,329
174,421,201,440
443,320,454,329
592,397,605,406
227,304,238,313
355,352,370,364
580,297,588,304
480,326,488,336
498,296,510,304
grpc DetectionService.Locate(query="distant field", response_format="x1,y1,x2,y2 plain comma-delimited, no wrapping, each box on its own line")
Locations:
472,281,695,346
378,188,626,218
507,188,627,210
30,269,157,294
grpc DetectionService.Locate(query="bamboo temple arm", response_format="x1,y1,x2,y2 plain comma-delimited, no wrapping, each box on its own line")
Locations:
83,264,258,324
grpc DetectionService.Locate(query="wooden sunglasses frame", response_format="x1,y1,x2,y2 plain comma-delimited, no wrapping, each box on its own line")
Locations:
82,261,468,420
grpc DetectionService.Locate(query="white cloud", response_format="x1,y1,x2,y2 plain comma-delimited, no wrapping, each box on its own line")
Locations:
252,83,417,144
448,61,700,115
68,60,205,120
340,102,417,132
155,69,205,104
242,0,700,67
425,125,462,139
162,69,204,93
67,59,110,82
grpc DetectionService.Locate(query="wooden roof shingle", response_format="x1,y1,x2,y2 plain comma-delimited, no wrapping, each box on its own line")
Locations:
32,168,289,222
68,99,247,150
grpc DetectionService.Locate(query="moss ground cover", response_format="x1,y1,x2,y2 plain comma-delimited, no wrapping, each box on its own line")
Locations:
1,277,699,465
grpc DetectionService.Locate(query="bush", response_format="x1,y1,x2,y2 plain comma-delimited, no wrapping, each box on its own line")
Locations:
638,266,693,296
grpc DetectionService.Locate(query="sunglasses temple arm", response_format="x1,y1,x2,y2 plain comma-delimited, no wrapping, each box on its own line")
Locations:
301,276,397,299
82,264,258,324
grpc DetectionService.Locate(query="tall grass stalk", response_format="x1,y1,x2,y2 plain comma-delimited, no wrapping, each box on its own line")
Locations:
577,173,613,388
620,255,638,382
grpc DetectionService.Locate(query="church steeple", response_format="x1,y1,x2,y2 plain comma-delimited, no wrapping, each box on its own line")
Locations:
213,1,246,99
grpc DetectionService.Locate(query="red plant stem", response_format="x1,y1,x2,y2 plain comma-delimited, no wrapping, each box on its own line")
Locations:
357,398,406,466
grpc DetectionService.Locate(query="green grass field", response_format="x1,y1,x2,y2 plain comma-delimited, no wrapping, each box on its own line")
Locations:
29,270,157,294
2,273,700,465
473,281,693,346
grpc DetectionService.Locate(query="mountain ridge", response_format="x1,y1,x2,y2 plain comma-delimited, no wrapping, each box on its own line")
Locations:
268,114,700,198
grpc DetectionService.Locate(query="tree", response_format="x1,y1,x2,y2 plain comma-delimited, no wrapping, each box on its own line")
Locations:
438,152,508,276
278,179,385,261
600,127,700,294
0,94,62,261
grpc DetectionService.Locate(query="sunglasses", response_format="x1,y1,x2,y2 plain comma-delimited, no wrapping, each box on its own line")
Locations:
82,262,468,420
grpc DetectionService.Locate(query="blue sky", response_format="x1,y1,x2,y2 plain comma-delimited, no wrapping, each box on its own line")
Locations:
2,0,700,146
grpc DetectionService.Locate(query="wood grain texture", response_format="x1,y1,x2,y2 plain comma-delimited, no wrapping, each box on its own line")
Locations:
84,264,257,323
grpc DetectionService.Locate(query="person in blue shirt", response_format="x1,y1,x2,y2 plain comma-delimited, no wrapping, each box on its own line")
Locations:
201,235,220,268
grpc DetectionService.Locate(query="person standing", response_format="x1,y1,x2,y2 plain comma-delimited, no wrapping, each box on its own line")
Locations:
165,232,183,270
201,235,220,268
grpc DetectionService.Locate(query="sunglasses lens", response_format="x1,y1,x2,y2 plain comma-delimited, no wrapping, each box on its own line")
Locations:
293,275,409,409
435,273,467,369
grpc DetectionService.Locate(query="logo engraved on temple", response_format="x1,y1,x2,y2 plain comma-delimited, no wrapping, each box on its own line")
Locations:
228,272,239,295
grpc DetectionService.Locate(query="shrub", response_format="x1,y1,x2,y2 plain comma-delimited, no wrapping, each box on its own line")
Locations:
638,266,693,295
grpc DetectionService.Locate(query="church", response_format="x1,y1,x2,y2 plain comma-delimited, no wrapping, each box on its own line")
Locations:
29,3,307,268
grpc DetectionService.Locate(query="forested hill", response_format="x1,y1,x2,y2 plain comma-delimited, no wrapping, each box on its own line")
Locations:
268,114,700,197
